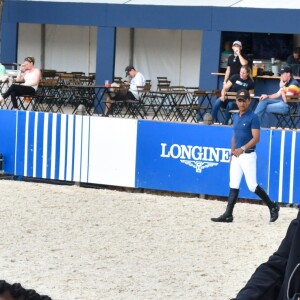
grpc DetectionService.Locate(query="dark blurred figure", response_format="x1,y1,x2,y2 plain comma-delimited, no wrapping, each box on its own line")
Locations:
0,280,13,300
0,281,52,300
287,47,300,76
232,209,300,300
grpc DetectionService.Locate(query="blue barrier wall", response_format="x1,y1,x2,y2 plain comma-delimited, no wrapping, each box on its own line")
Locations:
0,111,138,187
269,130,300,204
0,110,16,174
136,122,231,194
1,110,299,204
135,121,270,200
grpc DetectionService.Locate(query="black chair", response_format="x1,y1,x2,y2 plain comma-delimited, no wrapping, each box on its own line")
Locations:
273,95,300,129
192,89,220,122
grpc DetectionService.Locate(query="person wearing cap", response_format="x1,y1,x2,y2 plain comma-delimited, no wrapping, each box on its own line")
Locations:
211,65,254,124
254,66,300,127
104,65,145,116
223,41,249,85
287,47,300,76
220,41,234,70
211,89,279,223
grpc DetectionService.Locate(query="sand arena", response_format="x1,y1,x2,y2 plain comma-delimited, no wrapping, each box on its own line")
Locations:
0,179,298,299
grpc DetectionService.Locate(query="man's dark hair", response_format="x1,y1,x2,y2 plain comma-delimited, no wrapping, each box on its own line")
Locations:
293,47,300,55
0,280,12,297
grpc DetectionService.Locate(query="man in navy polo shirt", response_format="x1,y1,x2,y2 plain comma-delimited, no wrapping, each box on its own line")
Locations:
211,89,279,223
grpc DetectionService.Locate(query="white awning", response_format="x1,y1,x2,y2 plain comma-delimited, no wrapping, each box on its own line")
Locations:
20,0,300,9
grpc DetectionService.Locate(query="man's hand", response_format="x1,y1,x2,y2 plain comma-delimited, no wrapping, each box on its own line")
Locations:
232,148,244,157
259,94,268,101
279,80,286,88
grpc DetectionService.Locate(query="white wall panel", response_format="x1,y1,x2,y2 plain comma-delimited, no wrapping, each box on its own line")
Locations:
133,29,201,88
18,24,201,86
42,113,49,178
18,24,42,67
73,115,83,182
134,29,181,86
181,30,202,87
88,117,137,187
59,114,67,180
18,24,97,73
45,25,96,73
66,115,74,181
89,27,97,73
50,113,57,179
81,116,90,183
115,28,131,78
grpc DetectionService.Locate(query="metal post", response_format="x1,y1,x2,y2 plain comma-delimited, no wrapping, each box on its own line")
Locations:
0,153,4,174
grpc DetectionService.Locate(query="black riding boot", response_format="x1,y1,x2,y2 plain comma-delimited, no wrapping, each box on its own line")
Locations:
211,188,239,222
255,185,279,222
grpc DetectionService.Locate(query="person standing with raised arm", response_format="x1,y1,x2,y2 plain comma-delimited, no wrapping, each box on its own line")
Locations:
223,41,248,85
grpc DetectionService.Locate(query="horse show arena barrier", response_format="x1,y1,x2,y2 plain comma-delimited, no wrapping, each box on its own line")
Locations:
0,110,299,204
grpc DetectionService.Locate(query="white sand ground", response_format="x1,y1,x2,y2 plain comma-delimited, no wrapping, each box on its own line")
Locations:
0,179,298,299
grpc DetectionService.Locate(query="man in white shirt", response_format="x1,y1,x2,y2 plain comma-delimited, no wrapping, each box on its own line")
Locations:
104,65,146,116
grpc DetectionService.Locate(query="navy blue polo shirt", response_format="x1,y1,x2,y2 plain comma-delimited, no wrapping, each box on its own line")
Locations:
233,110,260,149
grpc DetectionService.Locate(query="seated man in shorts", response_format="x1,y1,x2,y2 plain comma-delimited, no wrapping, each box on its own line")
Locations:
104,65,145,116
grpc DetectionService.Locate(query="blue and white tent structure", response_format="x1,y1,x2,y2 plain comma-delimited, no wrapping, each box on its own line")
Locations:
2,0,300,89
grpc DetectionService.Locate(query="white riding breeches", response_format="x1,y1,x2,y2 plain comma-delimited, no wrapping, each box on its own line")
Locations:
229,152,258,192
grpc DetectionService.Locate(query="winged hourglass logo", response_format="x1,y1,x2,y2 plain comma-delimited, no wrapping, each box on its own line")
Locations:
180,160,219,173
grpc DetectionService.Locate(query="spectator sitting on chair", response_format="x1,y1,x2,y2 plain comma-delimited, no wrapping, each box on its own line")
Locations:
104,65,145,116
254,66,300,127
211,65,254,124
0,56,41,109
